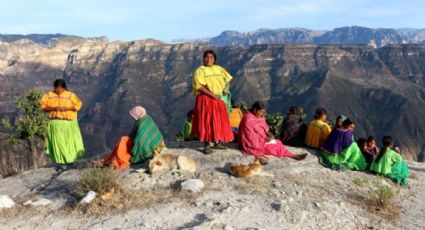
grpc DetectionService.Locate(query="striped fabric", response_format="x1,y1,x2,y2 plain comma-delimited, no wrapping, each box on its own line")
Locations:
129,115,164,164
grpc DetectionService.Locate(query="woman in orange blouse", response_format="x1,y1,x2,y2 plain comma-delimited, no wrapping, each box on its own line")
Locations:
40,79,85,170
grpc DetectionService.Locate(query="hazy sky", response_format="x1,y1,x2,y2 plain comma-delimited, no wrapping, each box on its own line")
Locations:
0,0,424,41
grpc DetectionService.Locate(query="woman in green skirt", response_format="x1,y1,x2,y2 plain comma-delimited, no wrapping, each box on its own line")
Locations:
40,79,85,171
319,118,367,171
370,136,410,186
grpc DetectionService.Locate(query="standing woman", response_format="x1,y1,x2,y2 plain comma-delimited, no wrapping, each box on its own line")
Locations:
191,50,234,154
40,79,85,170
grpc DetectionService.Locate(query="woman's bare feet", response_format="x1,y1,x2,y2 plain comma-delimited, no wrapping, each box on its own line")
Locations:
292,153,308,161
256,156,269,165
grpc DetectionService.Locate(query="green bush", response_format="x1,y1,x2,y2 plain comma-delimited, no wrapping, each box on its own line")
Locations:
75,167,121,196
0,89,49,140
237,102,248,112
266,112,284,137
370,177,399,209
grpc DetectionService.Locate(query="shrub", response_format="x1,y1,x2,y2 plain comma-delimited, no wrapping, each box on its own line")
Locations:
265,112,284,137
237,102,248,112
75,167,121,196
0,89,49,141
370,177,399,209
352,177,369,187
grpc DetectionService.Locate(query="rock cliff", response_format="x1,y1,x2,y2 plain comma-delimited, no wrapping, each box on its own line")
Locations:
0,147,424,229
1,37,425,160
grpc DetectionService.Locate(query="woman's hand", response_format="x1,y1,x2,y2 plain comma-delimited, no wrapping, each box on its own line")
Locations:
266,133,274,142
199,86,221,100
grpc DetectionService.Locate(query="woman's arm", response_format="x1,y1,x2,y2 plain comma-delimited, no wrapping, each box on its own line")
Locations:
199,86,220,100
43,106,58,112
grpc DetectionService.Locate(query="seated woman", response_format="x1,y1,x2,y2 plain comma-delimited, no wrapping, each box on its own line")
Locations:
279,106,307,147
238,101,307,163
333,114,347,129
305,108,332,148
103,106,165,170
370,136,410,186
181,110,194,141
229,100,243,139
319,118,367,171
360,136,378,167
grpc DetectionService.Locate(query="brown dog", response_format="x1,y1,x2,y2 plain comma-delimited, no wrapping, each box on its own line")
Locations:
229,159,273,178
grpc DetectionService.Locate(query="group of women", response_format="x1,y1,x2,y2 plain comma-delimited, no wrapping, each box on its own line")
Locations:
39,50,410,187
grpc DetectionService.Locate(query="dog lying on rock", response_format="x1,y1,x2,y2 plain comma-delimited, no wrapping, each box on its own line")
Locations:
149,154,196,173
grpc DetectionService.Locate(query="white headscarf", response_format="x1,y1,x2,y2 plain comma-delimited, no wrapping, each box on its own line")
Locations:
129,106,146,120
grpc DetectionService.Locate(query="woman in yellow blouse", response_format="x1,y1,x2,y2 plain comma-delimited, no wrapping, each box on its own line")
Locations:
192,50,234,154
40,79,85,170
305,107,332,148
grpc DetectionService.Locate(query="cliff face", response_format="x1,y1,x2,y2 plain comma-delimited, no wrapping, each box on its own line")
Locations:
1,38,425,160
0,133,50,178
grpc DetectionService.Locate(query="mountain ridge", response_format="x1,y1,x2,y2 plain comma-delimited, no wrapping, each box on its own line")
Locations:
0,36,425,162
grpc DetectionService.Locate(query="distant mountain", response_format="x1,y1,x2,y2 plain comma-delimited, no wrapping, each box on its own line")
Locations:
0,33,108,46
0,33,80,45
1,37,425,162
314,26,405,47
190,26,425,47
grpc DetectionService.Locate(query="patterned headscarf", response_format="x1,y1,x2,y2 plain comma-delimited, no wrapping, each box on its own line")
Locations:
129,106,146,120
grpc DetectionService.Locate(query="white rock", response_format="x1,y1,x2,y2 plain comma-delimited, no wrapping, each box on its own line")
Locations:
0,195,15,209
180,179,204,192
80,191,97,204
224,225,235,230
23,198,52,206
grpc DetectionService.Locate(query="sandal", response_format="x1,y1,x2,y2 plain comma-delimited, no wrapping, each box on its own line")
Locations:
213,143,227,150
204,145,213,155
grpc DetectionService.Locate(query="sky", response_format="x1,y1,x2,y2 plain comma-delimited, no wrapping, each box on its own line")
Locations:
0,0,424,42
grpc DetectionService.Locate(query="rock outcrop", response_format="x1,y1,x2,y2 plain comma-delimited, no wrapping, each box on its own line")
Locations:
0,147,424,229
0,133,50,178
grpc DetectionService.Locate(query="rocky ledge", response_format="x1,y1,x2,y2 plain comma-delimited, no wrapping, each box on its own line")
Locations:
0,146,424,230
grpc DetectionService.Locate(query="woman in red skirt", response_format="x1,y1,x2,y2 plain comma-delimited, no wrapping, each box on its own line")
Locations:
191,50,234,154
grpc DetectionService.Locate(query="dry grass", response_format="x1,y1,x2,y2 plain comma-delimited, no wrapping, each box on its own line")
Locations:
352,176,370,187
75,167,121,197
73,172,212,216
73,187,174,216
347,176,401,223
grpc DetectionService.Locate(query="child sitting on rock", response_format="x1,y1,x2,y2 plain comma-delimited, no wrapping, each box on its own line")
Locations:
370,136,410,186
181,110,194,141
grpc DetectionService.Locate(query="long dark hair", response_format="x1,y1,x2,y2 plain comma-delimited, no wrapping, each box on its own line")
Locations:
203,50,217,64
375,136,394,162
342,118,354,128
249,101,265,114
314,107,327,119
53,79,67,89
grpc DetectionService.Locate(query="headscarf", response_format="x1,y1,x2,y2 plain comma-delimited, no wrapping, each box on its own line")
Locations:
129,106,146,120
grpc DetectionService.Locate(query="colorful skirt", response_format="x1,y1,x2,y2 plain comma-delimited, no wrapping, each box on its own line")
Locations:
386,160,410,187
191,94,234,142
103,136,133,170
45,119,85,164
264,139,294,158
319,142,367,171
